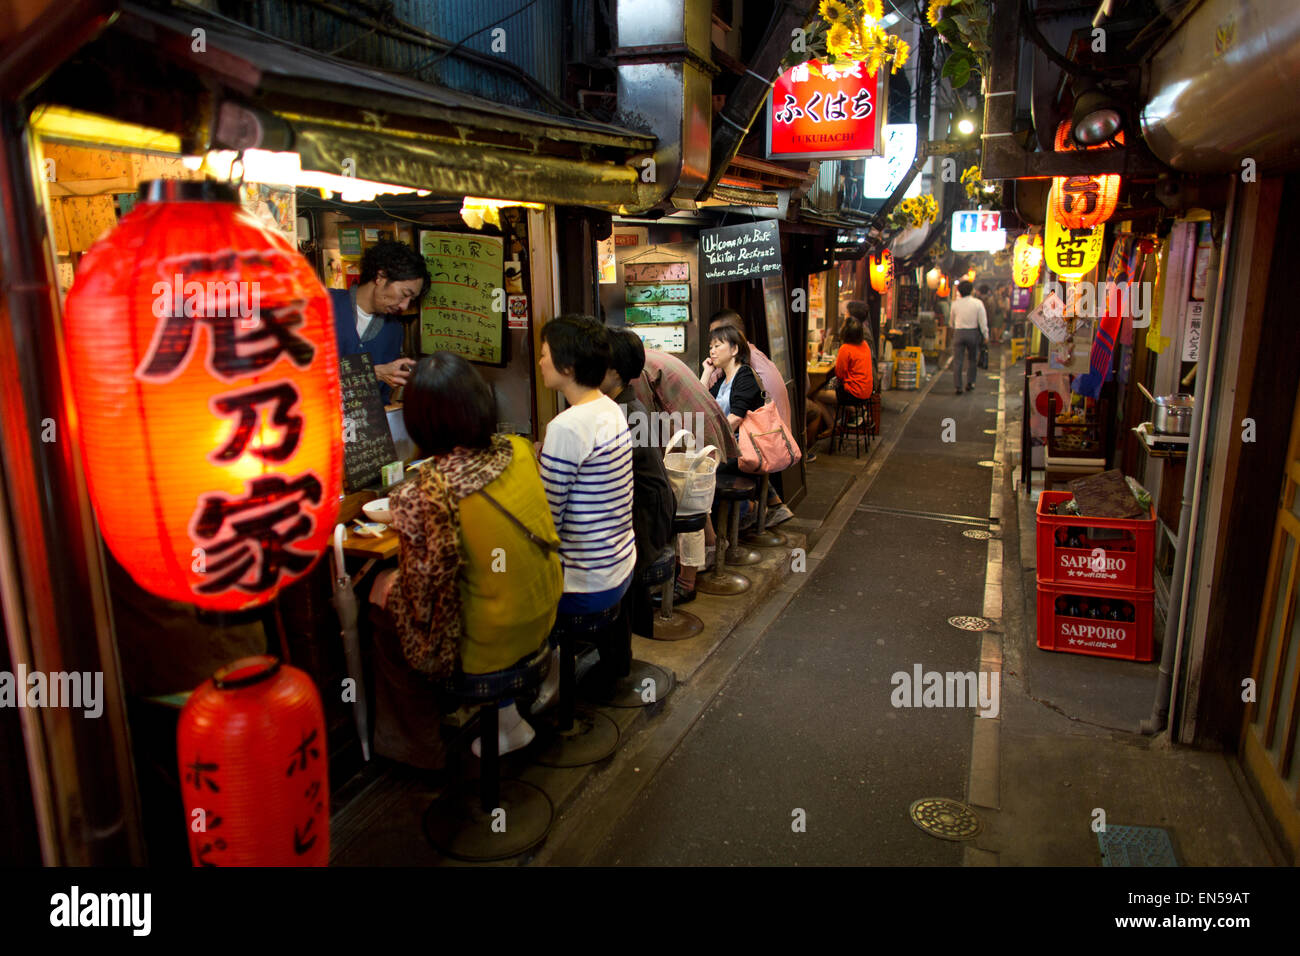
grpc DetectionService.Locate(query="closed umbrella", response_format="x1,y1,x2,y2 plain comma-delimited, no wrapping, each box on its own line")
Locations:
331,524,376,761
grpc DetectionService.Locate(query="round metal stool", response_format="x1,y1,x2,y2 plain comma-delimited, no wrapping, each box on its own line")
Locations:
696,489,751,595
533,608,620,768
741,473,789,548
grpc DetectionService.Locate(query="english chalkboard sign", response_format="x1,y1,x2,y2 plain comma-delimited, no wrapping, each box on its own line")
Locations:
339,352,398,492
700,221,782,285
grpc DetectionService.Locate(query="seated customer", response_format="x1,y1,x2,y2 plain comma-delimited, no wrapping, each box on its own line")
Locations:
537,315,637,698
371,352,563,762
835,316,875,406
600,329,676,640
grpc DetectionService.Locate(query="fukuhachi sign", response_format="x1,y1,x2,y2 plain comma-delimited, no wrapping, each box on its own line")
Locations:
766,59,887,160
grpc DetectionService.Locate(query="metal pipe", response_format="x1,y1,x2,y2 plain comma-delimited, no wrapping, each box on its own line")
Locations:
1142,180,1236,736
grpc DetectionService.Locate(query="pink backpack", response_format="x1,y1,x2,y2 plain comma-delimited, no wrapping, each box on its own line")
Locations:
737,397,801,474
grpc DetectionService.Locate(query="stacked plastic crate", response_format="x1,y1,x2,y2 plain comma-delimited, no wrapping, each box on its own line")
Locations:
1035,490,1156,661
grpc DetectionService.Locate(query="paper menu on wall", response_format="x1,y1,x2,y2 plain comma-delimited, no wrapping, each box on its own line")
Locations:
419,230,505,364
1029,291,1070,343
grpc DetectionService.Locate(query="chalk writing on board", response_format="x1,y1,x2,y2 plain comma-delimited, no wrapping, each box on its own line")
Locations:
338,353,397,492
419,230,505,363
700,221,782,284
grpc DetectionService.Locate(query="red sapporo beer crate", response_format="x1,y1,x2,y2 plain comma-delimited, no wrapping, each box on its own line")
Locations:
1036,581,1154,661
1036,490,1154,591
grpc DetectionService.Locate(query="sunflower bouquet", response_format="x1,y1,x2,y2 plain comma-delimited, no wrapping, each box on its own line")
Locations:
961,164,1002,204
927,0,991,89
886,194,939,232
819,0,911,75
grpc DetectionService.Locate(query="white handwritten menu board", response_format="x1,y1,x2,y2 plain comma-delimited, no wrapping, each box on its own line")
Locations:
339,353,398,492
419,230,505,364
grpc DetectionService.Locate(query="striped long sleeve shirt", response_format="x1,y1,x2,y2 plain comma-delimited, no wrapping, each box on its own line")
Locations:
539,395,637,598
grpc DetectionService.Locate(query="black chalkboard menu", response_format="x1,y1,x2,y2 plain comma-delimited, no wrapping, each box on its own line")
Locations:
897,284,919,323
339,352,398,492
699,221,783,285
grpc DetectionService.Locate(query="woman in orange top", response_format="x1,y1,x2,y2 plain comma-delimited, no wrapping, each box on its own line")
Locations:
834,316,874,400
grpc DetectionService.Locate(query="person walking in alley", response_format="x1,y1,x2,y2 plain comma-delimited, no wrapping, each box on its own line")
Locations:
950,280,989,394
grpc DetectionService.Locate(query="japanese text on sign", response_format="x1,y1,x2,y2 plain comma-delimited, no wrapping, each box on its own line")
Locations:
767,59,885,160
419,230,504,363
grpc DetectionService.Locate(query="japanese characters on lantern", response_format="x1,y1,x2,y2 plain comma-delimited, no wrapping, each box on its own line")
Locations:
1045,182,1106,279
1051,122,1123,229
62,184,342,611
766,59,887,160
1013,233,1044,288
869,249,894,293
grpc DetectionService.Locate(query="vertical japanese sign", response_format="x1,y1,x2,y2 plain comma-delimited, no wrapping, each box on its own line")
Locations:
766,59,887,160
1045,183,1104,279
419,230,505,364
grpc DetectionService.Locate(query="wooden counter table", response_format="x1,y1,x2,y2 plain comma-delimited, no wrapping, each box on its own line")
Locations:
807,360,834,395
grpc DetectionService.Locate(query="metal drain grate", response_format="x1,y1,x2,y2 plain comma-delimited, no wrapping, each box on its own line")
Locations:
962,529,993,540
909,798,983,840
948,615,993,631
1098,825,1180,867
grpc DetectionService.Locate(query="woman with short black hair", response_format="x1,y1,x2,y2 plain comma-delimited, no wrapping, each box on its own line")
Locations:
370,351,562,763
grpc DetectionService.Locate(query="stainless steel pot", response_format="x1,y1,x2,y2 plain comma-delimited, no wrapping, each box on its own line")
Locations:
1137,384,1194,435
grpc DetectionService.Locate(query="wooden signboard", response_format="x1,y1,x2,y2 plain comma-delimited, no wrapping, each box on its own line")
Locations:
625,261,689,283
897,284,919,323
626,303,691,325
419,230,505,364
339,353,398,492
625,284,690,303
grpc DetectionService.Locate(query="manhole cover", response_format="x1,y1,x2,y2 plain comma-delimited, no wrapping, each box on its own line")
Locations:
963,529,993,540
983,428,997,435
1098,825,1180,867
977,460,997,467
948,615,993,631
909,798,983,840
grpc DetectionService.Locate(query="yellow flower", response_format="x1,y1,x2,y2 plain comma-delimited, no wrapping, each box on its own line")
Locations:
891,38,910,72
861,0,884,21
927,0,951,28
826,22,854,55
819,0,851,24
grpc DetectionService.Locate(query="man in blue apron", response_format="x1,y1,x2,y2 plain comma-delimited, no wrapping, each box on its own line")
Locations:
330,239,430,404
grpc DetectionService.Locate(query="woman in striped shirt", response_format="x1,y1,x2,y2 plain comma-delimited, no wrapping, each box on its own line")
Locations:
536,315,636,699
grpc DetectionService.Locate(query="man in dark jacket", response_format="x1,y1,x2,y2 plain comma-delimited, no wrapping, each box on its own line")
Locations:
601,328,676,640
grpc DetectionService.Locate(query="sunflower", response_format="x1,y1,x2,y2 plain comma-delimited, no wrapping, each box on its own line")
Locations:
861,0,884,21
891,38,911,72
819,0,851,24
926,0,951,28
826,22,854,56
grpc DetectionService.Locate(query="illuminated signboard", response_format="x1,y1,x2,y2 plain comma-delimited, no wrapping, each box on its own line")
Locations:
766,59,888,161
951,210,1007,252
863,124,921,199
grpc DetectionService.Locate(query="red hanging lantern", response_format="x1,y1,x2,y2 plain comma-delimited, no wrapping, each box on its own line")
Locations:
63,180,342,611
1051,122,1122,229
177,656,329,866
869,249,894,294
936,275,950,298
1013,233,1043,288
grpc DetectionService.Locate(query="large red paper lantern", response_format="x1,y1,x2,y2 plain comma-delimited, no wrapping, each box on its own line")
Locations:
869,249,894,294
1051,122,1122,229
178,656,329,866
63,180,342,611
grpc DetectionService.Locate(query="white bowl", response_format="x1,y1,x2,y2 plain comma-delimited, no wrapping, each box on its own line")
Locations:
362,498,393,524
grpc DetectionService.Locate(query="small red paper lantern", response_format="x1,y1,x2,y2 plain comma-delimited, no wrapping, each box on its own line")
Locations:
63,180,342,611
936,275,950,298
1013,233,1043,288
178,656,329,866
869,249,894,294
1051,122,1122,229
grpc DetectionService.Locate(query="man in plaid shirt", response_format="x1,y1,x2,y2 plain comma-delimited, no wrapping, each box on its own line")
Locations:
632,349,739,459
